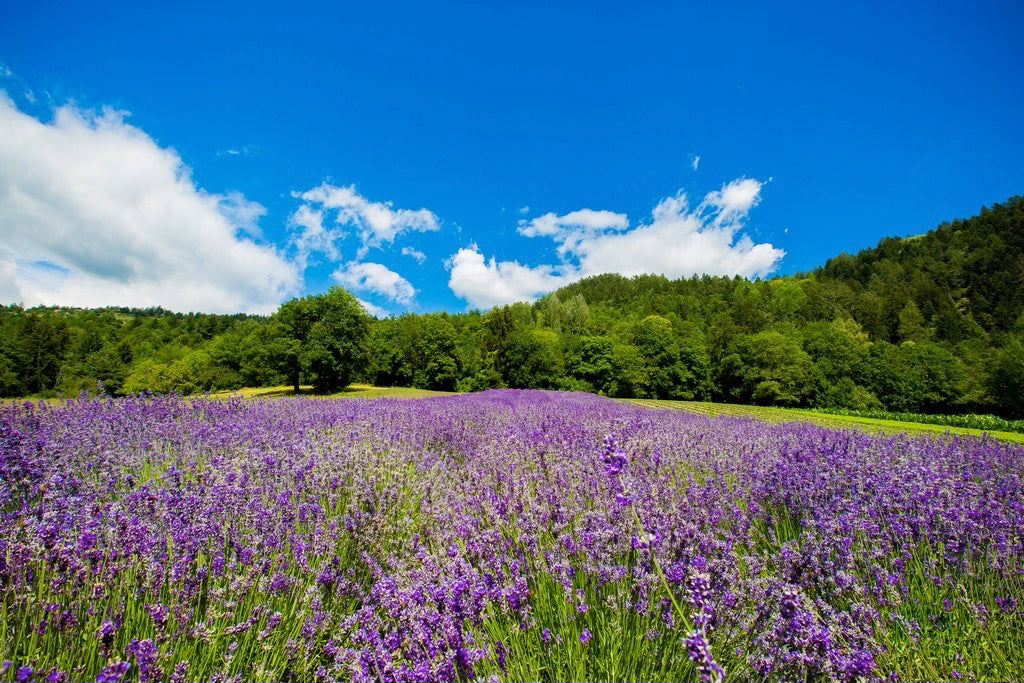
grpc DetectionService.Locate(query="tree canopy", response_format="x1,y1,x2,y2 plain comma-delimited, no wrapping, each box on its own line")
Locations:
2,196,1022,417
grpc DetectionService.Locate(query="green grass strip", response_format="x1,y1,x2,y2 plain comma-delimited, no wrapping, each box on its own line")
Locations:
621,399,1024,444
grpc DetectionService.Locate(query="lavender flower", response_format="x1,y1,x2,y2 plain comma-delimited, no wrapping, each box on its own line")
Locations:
94,662,129,683
685,631,724,683
128,639,159,682
0,390,1020,682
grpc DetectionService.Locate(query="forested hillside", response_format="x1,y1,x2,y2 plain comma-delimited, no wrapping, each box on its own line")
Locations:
2,197,1022,416
0,306,268,397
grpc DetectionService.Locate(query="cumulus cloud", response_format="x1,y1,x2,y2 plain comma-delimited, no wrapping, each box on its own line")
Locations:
291,182,439,258
0,94,299,313
0,248,22,304
446,245,572,310
691,155,700,170
447,177,784,309
571,180,782,278
287,204,341,270
401,246,426,264
218,190,266,239
517,208,630,260
332,261,416,305
699,176,761,227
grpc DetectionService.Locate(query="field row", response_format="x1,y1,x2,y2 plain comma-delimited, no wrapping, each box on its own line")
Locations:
2,391,1022,682
622,398,1024,444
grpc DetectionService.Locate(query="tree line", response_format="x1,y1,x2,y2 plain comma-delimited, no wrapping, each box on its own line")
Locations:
2,197,1022,417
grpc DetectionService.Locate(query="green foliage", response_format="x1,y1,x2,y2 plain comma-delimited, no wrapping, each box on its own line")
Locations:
562,293,591,334
730,280,767,331
282,287,371,393
722,329,813,406
801,319,876,409
1,198,1023,412
564,335,615,394
414,315,461,391
897,300,929,342
814,377,882,411
83,345,131,394
812,406,1024,434
631,316,710,400
366,315,462,390
365,317,415,387
986,336,1024,418
767,278,808,321
868,341,966,413
2,313,70,395
607,342,648,398
674,322,712,400
633,315,677,398
501,329,562,389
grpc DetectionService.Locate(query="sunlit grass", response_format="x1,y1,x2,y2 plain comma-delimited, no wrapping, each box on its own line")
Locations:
623,398,1024,444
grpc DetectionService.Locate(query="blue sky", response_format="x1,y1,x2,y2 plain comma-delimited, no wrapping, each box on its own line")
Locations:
1,0,1022,315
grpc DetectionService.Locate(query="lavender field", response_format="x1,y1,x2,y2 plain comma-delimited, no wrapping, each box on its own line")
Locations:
1,391,1022,682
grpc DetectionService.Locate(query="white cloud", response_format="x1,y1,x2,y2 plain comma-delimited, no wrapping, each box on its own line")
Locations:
517,208,630,260
446,245,572,310
699,176,761,227
0,248,22,304
356,297,390,319
0,94,299,313
572,180,782,279
218,190,266,239
292,182,439,258
332,261,415,305
218,145,253,157
287,204,341,270
447,177,784,309
518,205,530,214
691,155,700,170
401,246,426,264
518,208,628,238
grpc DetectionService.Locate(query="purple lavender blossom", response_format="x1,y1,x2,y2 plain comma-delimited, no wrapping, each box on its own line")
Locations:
0,390,1020,681
169,662,190,683
94,662,129,683
97,620,117,650
685,631,724,683
128,639,159,682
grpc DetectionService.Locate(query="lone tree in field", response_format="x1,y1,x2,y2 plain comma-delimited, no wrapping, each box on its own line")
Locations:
272,287,371,393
